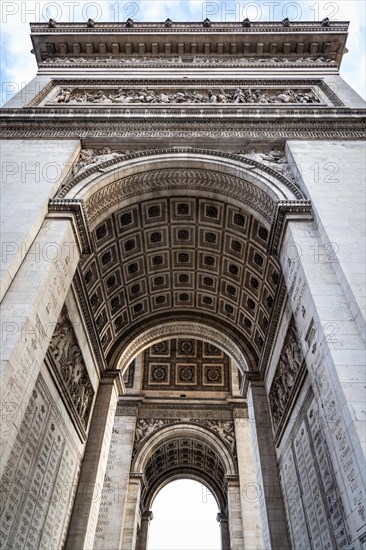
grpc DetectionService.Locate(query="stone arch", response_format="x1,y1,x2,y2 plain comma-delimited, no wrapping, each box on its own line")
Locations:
60,149,307,373
129,424,239,549
59,149,305,217
116,321,249,375
132,424,237,475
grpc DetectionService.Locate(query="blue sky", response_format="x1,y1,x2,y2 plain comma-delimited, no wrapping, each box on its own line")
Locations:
0,0,365,106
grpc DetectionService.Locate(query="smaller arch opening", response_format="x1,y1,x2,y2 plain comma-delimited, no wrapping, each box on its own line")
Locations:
147,479,221,550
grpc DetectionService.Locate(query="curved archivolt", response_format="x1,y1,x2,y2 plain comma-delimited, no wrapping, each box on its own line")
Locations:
132,424,238,512
116,322,249,375
67,149,302,371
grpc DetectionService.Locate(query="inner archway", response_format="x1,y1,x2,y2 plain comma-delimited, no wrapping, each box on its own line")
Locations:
58,148,311,549
147,479,220,550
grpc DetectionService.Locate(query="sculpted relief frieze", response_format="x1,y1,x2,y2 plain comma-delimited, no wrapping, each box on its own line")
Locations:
48,306,94,430
42,55,337,67
269,319,305,435
52,86,321,105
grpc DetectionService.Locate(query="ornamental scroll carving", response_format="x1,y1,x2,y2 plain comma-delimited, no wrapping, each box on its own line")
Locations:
53,86,320,105
269,319,304,433
48,306,94,427
133,418,236,457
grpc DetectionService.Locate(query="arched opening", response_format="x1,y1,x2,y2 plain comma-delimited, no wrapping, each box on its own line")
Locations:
53,148,311,549
130,423,236,550
147,479,221,550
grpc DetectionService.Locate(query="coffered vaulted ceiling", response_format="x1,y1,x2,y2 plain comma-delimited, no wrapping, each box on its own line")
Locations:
80,195,282,369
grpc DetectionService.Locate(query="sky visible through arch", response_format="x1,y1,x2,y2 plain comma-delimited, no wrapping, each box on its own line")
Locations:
0,0,365,106
147,479,221,550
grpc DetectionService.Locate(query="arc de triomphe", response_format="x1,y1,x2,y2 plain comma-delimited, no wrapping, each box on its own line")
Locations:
0,19,365,550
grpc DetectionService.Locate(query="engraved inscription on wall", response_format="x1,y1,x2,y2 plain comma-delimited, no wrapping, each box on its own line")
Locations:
280,392,351,549
48,306,94,430
0,375,80,550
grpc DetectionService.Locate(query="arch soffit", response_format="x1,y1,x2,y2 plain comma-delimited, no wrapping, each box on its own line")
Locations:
66,150,308,374
132,424,237,477
60,149,304,228
116,321,249,376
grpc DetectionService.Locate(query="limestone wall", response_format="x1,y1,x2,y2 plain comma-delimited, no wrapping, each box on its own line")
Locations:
264,185,366,547
0,139,80,301
286,140,366,340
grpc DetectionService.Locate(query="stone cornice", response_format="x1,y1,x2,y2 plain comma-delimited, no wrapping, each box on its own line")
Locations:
48,198,92,254
268,200,313,257
30,21,349,33
30,20,348,68
5,108,362,118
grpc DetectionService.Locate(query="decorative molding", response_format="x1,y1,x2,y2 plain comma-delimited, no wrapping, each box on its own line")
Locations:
234,149,296,182
71,147,127,175
137,434,230,509
39,55,338,69
138,406,234,420
30,21,349,32
115,402,139,416
84,168,276,224
48,198,93,254
232,407,248,418
258,277,288,379
267,200,313,257
58,148,304,203
1,119,364,139
143,339,231,393
27,78,344,108
101,369,124,395
123,360,135,388
116,322,249,376
47,154,310,375
70,270,107,373
133,417,237,460
29,19,349,73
